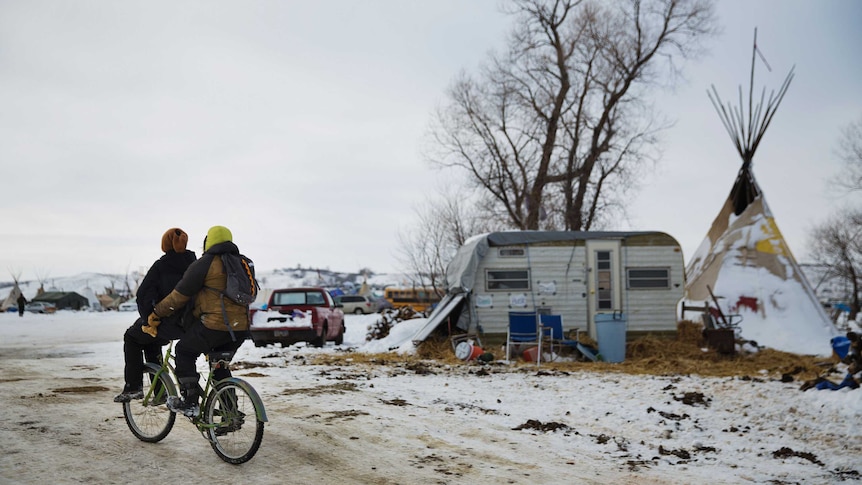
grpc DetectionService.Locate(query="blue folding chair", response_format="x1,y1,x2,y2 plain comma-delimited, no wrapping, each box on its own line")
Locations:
539,314,598,361
539,314,578,360
506,311,541,366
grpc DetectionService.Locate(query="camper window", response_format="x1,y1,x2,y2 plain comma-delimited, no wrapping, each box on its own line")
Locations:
498,248,525,257
626,268,670,289
486,269,530,290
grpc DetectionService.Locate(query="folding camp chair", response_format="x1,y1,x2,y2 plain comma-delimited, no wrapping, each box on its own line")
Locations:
539,314,579,360
506,311,542,366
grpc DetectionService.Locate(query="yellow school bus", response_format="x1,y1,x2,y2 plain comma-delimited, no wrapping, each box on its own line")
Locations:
383,287,442,313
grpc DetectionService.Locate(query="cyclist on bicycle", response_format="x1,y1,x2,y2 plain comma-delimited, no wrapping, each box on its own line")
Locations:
141,225,253,417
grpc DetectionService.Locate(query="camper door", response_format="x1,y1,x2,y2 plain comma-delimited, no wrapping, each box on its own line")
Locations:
586,240,622,339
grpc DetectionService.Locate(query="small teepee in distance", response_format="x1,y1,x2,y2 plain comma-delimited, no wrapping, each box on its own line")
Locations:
684,30,838,356
1,269,24,311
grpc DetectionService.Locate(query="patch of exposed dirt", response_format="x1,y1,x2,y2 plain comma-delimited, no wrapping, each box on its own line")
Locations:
772,447,825,466
53,386,110,394
279,381,359,396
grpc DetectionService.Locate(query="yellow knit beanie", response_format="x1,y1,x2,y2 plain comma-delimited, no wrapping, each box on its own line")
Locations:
203,225,232,252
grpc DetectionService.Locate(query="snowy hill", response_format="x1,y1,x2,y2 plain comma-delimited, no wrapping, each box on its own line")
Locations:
1,272,139,302
0,267,413,304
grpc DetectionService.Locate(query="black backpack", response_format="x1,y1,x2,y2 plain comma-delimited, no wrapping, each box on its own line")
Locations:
207,253,260,340
219,253,260,305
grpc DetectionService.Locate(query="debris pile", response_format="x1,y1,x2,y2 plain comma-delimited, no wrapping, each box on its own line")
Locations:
365,306,424,342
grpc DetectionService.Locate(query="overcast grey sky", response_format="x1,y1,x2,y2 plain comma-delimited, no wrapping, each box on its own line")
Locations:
1,0,860,281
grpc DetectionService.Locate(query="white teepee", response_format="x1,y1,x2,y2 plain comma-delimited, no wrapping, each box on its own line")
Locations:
0,270,21,312
684,31,838,356
0,281,24,311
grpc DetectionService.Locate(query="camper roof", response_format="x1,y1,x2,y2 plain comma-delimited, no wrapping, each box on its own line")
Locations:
485,230,662,246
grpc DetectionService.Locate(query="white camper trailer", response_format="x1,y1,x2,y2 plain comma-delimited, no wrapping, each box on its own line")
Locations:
412,231,685,344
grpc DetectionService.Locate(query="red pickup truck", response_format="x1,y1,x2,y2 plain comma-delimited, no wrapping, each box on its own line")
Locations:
249,287,345,348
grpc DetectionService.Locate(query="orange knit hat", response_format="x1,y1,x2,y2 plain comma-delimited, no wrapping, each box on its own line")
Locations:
161,228,189,253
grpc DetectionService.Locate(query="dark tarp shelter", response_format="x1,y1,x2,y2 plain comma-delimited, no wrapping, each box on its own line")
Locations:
32,291,90,310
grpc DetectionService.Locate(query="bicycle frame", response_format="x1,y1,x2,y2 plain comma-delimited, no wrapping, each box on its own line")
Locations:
126,339,267,464
142,341,268,437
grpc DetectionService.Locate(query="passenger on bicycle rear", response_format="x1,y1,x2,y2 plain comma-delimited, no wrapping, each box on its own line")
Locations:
114,228,196,403
143,226,253,417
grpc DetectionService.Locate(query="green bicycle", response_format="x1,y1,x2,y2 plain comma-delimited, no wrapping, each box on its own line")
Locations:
121,341,268,464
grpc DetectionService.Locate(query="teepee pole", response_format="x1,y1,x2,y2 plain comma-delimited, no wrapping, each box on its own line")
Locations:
746,29,757,160
707,28,794,173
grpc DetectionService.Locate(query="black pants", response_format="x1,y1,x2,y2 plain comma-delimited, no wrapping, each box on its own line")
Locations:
122,317,185,391
175,324,247,384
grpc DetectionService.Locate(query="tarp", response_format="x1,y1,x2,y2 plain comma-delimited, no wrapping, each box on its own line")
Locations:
410,293,467,345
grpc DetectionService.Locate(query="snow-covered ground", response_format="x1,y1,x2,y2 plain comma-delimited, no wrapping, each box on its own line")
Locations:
1,310,861,484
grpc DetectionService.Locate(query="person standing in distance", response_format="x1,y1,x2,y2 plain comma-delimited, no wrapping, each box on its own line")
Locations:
17,292,26,317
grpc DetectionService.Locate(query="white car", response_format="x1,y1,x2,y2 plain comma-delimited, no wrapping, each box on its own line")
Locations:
336,295,378,314
118,298,137,312
25,302,56,313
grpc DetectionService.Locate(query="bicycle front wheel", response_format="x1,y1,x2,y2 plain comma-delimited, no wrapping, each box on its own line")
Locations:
123,365,177,443
205,380,265,464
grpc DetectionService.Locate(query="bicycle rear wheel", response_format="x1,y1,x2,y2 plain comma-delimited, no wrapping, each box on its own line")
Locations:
123,365,177,442
205,381,265,464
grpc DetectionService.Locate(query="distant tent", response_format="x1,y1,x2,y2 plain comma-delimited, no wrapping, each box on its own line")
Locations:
358,279,371,297
684,30,837,356
32,291,90,311
77,286,103,311
1,282,24,311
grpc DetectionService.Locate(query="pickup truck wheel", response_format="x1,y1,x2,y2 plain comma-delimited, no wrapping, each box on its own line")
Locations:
311,323,327,348
334,322,345,345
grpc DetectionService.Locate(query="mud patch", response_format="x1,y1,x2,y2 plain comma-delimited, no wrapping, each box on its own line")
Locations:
659,445,691,460
436,400,500,415
232,360,275,370
513,419,572,433
281,382,358,396
772,447,824,466
647,407,690,421
405,362,436,375
40,351,94,359
673,391,710,407
239,371,268,378
321,409,369,422
409,453,472,477
53,385,109,394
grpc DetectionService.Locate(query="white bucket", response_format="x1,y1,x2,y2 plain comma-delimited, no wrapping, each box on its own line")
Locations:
455,341,483,361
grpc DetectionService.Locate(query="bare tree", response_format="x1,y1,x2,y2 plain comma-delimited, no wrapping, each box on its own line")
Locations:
808,208,862,319
832,115,862,193
397,186,503,295
397,206,449,294
427,0,717,230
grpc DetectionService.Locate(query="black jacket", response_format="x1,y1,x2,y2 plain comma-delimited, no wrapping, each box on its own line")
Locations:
137,250,197,320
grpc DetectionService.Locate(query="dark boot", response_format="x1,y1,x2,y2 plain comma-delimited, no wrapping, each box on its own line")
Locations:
113,386,144,403
167,376,200,417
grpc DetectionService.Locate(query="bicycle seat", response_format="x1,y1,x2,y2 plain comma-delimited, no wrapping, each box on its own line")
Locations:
208,350,235,363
